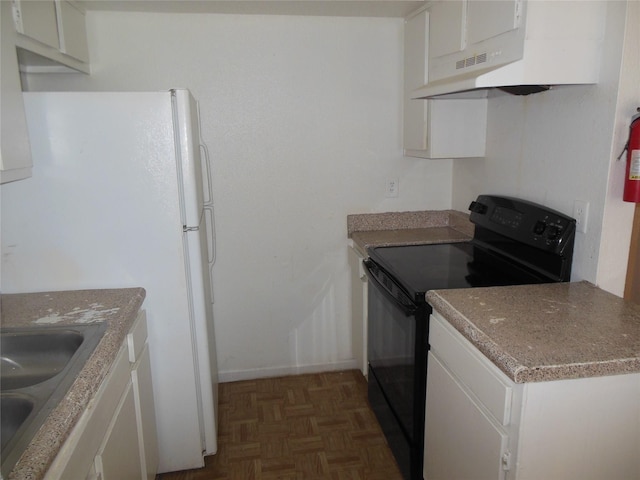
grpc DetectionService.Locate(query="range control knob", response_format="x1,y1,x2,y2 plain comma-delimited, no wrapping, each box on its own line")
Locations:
533,221,546,235
546,225,562,240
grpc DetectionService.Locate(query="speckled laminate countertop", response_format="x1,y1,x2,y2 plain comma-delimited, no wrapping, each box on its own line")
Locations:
427,281,640,383
347,209,473,254
1,288,146,480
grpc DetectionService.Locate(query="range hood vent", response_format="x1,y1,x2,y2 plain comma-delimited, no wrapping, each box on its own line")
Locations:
412,0,606,99
456,52,488,71
498,85,550,96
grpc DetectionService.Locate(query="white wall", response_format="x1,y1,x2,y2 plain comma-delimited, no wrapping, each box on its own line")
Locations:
597,0,640,295
451,0,636,291
22,11,453,380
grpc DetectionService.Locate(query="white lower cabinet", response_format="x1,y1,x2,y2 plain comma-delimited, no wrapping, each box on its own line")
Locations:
424,311,640,480
44,311,158,480
95,383,142,480
425,354,508,480
132,346,159,480
348,244,368,376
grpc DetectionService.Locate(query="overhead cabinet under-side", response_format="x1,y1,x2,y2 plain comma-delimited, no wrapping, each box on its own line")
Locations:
414,0,607,98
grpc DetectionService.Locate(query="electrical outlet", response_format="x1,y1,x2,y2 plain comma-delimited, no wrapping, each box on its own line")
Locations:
573,200,589,234
385,178,399,198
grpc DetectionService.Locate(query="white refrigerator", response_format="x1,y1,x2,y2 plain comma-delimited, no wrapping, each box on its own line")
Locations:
1,89,218,473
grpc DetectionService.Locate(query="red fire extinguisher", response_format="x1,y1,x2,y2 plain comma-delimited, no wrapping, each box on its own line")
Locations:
622,108,640,203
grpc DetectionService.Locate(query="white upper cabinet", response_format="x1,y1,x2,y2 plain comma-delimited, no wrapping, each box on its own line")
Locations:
12,0,90,73
466,0,519,47
57,1,89,62
403,8,486,159
403,8,430,157
1,1,32,184
428,0,523,84
417,0,606,97
427,1,466,60
13,0,60,49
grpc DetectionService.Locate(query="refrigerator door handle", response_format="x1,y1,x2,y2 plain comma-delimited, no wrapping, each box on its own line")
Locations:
200,142,214,207
196,100,214,207
204,204,216,302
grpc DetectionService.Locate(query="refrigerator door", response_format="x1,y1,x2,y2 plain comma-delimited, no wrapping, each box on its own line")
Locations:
172,89,204,228
1,91,208,473
172,89,219,455
183,223,219,456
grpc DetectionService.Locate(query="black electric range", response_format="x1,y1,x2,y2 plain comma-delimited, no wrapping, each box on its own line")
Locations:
363,195,576,480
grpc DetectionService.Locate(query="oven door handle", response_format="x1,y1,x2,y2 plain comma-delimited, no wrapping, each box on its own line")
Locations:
363,259,418,316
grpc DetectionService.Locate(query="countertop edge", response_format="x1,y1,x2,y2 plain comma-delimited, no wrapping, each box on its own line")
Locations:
347,209,473,238
4,288,146,480
427,293,525,382
427,283,640,384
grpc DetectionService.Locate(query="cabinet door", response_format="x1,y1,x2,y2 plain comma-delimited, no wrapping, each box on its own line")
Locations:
56,1,89,62
14,0,59,49
95,382,143,480
425,98,487,159
403,9,429,155
348,245,368,375
428,1,466,59
424,353,508,480
132,345,159,480
404,5,487,159
1,1,32,183
466,0,521,46
12,0,90,73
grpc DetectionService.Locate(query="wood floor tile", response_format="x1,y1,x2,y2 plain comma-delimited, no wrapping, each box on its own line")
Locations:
156,370,402,480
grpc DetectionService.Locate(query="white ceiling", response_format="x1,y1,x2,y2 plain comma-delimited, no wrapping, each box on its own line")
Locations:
80,0,426,18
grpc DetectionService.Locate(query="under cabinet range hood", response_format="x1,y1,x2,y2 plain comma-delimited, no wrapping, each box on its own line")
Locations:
412,0,607,99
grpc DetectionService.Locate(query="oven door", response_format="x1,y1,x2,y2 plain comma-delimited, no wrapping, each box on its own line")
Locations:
364,259,428,480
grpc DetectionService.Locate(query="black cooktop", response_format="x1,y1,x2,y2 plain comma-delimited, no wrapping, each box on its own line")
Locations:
367,242,547,303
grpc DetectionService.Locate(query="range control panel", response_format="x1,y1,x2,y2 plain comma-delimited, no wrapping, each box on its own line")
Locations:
469,195,576,254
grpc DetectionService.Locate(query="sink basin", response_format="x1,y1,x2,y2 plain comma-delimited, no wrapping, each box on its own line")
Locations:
1,394,35,452
1,330,84,390
0,323,107,478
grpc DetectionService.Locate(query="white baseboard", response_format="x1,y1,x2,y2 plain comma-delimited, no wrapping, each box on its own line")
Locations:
218,359,359,383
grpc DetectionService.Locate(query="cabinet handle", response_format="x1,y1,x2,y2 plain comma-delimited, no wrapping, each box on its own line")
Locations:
501,451,512,471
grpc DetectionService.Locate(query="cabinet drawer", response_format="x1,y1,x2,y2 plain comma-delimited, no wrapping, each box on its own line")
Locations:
127,311,148,363
429,313,513,425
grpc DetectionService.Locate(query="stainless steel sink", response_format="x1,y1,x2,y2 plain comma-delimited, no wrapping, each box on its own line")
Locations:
0,323,107,478
1,329,85,390
1,394,35,452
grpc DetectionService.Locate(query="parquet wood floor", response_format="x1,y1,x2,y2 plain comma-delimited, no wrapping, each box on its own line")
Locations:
156,370,402,480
